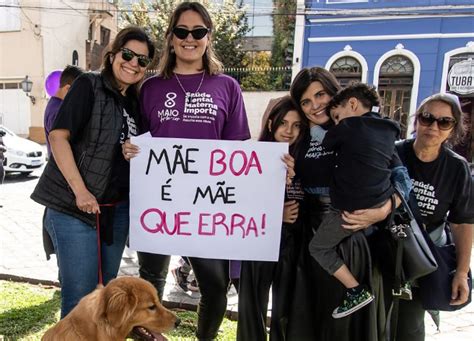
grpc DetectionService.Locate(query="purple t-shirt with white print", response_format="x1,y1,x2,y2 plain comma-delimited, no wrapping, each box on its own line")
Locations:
140,72,250,141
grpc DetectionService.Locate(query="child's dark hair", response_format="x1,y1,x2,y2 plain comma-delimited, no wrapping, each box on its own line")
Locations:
328,83,380,111
259,96,308,157
59,65,84,88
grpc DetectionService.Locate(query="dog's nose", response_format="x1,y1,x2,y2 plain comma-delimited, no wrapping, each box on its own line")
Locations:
175,318,181,328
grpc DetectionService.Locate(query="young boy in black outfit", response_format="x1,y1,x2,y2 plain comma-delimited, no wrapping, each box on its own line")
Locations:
309,83,400,318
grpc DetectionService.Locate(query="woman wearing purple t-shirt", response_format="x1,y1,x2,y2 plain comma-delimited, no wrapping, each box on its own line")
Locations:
123,2,250,340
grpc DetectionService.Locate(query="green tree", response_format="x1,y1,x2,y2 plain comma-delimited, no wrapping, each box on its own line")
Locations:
271,0,296,88
271,0,296,67
240,51,273,91
120,0,250,69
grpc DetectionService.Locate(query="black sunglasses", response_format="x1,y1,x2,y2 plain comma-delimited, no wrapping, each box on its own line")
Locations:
417,112,456,131
120,48,151,68
172,27,209,40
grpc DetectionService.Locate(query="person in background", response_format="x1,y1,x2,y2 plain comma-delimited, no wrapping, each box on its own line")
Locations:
31,26,155,319
122,3,251,339
237,95,308,341
42,65,84,261
395,93,473,340
44,65,84,158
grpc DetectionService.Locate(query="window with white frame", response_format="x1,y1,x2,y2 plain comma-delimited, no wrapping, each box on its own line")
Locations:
378,55,414,138
330,56,362,87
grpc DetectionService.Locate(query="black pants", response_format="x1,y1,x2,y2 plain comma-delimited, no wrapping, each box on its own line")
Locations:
137,252,170,300
286,194,379,341
237,222,301,341
395,289,426,341
137,252,231,340
188,257,231,340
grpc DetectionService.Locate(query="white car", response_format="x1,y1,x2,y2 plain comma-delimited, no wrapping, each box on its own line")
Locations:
0,125,45,175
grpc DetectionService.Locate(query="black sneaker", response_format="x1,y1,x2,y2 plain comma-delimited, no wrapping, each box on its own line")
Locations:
171,267,189,291
332,287,374,319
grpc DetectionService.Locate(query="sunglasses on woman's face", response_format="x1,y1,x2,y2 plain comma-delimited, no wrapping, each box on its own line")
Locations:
417,112,457,131
172,27,209,40
120,48,151,68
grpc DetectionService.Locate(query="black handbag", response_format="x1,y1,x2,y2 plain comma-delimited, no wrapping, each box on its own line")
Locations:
387,190,438,282
418,225,472,311
382,192,439,341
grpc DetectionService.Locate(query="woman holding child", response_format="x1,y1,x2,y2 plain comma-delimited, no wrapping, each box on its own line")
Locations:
309,83,400,319
394,93,473,341
285,67,410,340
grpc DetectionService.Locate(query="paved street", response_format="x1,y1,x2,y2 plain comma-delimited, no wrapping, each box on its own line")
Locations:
0,161,472,340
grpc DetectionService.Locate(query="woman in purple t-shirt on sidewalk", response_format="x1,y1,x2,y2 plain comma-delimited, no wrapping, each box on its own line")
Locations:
123,2,250,340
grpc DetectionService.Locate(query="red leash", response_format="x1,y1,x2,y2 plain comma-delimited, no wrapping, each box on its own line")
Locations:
95,203,117,286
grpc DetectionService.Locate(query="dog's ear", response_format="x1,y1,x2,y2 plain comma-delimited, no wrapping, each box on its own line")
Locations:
104,284,139,328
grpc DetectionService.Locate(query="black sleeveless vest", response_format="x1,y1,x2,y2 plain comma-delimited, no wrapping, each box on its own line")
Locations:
31,72,126,226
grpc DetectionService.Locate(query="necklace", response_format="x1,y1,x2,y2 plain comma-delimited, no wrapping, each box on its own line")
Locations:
174,72,206,105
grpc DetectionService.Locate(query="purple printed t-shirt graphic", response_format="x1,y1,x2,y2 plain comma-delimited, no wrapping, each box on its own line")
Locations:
140,73,250,141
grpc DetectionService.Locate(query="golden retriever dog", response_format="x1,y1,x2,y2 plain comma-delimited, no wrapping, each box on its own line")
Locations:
42,276,180,341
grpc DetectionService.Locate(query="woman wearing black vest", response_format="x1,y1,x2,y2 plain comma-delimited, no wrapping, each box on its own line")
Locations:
31,26,155,318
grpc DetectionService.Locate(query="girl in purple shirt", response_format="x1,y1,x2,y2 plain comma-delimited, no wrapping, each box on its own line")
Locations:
123,2,250,340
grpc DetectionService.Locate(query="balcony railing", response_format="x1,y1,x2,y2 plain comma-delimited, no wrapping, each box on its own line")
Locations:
145,66,293,91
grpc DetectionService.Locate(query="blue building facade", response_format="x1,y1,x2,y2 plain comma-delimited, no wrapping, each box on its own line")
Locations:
294,0,474,160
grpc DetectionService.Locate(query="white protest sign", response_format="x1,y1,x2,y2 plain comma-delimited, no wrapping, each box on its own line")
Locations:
129,136,288,261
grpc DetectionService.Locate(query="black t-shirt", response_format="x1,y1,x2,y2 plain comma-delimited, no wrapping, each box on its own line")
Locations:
322,112,400,211
396,139,474,231
53,76,94,141
286,178,305,203
296,128,334,195
52,75,140,200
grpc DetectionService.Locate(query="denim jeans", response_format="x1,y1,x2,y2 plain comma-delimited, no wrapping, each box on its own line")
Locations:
44,201,129,318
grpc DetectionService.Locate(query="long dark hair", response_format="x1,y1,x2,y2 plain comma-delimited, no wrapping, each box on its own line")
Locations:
259,96,308,158
158,2,223,78
290,66,341,107
102,26,156,95
59,65,84,87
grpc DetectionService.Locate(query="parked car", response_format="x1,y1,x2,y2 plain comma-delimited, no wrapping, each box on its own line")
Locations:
0,129,5,183
0,125,45,175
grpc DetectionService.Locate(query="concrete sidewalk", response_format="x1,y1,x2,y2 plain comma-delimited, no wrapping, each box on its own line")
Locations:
0,167,472,340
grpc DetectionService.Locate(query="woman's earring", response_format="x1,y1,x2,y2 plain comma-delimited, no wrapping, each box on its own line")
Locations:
170,47,175,54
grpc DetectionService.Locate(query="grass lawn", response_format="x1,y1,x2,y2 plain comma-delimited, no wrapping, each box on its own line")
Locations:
0,280,237,340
